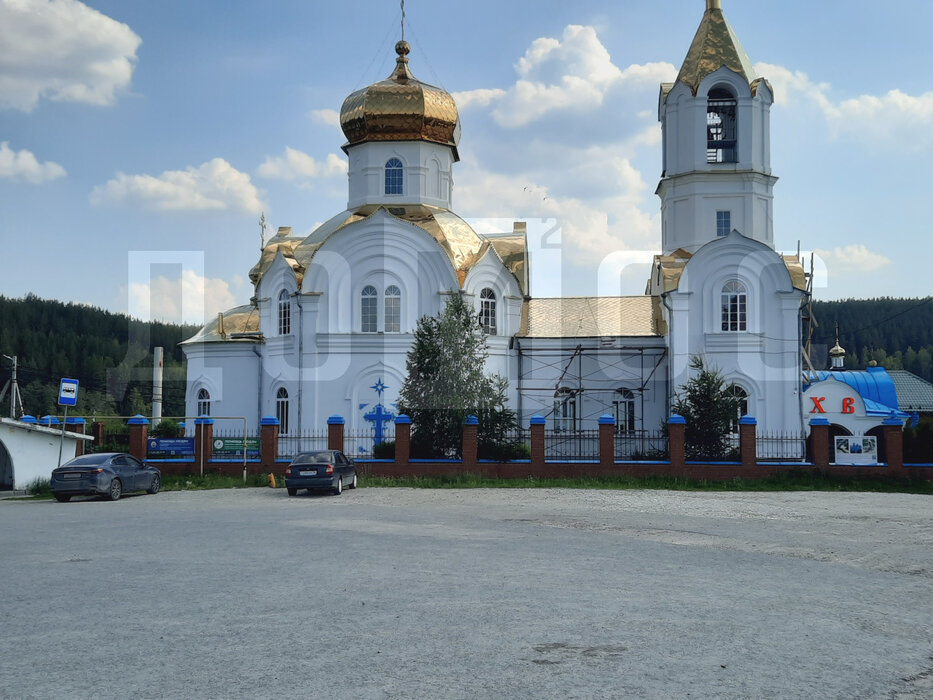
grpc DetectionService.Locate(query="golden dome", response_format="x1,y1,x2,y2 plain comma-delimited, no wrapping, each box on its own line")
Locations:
339,41,460,160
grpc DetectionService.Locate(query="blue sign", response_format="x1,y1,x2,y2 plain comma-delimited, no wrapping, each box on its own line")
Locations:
58,378,79,407
148,437,195,458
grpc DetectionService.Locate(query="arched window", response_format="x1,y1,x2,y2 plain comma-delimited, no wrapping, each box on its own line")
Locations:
727,385,749,432
385,158,403,195
384,285,401,333
613,389,636,433
707,87,737,163
361,285,378,333
479,288,497,335
278,289,291,335
721,280,747,332
196,388,211,417
276,387,290,435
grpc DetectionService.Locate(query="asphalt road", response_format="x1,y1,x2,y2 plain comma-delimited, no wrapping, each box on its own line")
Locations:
1,487,931,699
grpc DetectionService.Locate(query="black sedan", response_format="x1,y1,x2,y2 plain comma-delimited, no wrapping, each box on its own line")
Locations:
50,453,161,502
284,450,357,496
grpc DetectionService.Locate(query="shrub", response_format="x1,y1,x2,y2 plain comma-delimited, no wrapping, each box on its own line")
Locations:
151,419,182,438
372,440,396,459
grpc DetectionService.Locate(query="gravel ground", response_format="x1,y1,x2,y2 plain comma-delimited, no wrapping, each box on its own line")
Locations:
0,487,931,699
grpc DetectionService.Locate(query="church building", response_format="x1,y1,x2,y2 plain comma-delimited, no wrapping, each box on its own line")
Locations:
182,1,903,448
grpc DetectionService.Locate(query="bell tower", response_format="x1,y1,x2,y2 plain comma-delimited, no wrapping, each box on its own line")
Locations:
657,0,777,254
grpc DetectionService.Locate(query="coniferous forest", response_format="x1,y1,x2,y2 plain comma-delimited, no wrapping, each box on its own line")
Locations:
0,294,197,419
0,294,931,420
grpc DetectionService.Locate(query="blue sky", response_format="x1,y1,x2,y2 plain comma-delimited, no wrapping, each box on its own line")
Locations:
2,0,931,325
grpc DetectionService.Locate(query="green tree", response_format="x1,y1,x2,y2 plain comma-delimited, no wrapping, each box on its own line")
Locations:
671,356,742,460
398,293,515,458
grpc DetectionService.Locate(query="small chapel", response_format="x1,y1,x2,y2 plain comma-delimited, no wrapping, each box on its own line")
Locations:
182,0,906,448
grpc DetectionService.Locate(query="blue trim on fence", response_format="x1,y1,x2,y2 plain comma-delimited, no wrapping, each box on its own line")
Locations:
395,415,411,425
904,463,933,468
685,460,742,465
545,459,599,464
598,415,615,426
260,416,279,426
208,458,262,464
19,415,37,423
668,415,686,425
146,458,194,464
809,417,830,426
409,458,461,463
464,415,478,426
614,460,669,465
127,415,149,425
529,415,546,426
194,416,214,425
327,415,345,425
739,415,757,426
477,459,531,464
353,459,395,463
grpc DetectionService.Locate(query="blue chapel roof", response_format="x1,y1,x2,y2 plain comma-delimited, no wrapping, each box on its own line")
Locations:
804,366,908,419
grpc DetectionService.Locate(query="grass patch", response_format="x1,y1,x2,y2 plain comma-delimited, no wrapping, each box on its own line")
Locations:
161,473,272,491
25,477,52,496
361,470,933,494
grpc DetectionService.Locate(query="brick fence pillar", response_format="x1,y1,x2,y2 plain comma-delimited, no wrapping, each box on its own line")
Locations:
66,417,86,457
739,415,757,468
882,416,905,471
327,415,345,452
194,416,214,475
598,415,615,468
127,415,149,461
810,418,830,468
394,415,411,466
260,416,279,469
668,415,686,468
530,415,546,469
92,420,105,446
462,415,478,469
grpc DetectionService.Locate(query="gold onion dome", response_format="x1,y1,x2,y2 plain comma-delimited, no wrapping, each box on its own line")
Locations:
339,40,460,160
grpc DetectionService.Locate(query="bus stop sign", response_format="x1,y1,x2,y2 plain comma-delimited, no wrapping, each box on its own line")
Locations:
58,378,79,407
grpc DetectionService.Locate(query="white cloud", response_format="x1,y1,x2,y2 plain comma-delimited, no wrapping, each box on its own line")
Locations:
257,147,347,181
758,61,933,150
127,269,244,325
461,25,675,127
0,0,141,112
453,88,506,110
814,244,891,274
90,158,264,214
0,141,66,182
310,108,340,128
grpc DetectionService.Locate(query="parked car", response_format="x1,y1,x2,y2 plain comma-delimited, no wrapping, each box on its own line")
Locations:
284,450,357,496
50,453,161,502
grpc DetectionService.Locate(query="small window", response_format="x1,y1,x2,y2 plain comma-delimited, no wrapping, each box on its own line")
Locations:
385,158,403,195
276,387,290,435
613,389,636,433
553,397,576,432
197,388,211,417
721,280,747,332
707,88,737,164
385,285,401,333
361,285,378,333
727,385,749,432
479,288,497,335
278,289,291,335
716,211,731,237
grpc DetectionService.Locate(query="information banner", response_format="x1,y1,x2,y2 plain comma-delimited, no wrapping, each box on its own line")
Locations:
212,437,260,458
834,436,878,465
148,438,195,458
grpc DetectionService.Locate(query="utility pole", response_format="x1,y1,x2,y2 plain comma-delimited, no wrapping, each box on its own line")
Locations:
0,355,24,418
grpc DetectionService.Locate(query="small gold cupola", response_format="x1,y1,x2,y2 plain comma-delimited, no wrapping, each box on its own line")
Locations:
339,40,460,160
829,324,846,371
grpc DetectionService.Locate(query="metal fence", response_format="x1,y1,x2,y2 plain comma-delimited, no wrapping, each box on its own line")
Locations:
545,429,600,459
345,425,396,459
614,430,669,459
278,430,327,458
757,431,807,461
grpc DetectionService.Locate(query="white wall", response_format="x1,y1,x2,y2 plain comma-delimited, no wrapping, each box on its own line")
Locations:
0,419,91,490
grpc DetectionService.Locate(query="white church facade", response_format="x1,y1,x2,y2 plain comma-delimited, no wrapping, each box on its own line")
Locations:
182,1,901,444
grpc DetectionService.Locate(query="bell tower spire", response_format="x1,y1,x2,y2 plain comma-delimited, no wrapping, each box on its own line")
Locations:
656,0,777,254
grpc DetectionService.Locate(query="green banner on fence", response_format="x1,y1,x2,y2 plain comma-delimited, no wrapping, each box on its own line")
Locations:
212,437,260,457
